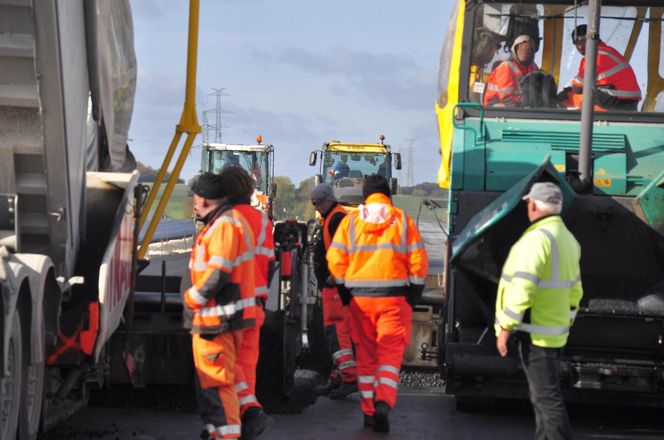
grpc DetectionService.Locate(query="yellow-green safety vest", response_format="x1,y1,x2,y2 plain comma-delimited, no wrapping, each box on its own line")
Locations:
495,215,583,348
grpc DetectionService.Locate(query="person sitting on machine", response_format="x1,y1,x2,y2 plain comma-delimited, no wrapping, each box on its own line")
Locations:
483,34,539,107
558,24,641,111
332,155,350,180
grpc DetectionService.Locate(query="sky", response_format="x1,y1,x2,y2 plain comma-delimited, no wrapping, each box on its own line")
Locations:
128,0,453,185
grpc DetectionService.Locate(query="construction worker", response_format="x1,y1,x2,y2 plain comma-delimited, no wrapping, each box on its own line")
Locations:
217,166,275,439
327,174,429,433
483,34,539,107
310,183,358,398
332,154,350,179
183,172,257,439
495,182,583,440
558,24,641,111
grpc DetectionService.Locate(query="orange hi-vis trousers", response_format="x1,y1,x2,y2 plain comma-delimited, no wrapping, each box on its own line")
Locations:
193,331,243,439
322,286,357,382
235,306,265,415
349,295,412,416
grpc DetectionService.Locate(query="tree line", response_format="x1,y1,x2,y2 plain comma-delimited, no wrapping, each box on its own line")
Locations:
271,177,445,221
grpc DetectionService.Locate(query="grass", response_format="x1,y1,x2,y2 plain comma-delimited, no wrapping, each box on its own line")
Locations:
143,184,447,224
143,183,193,220
393,194,448,224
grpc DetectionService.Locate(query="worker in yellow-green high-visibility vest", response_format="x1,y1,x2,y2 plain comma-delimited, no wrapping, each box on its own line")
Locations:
495,182,583,440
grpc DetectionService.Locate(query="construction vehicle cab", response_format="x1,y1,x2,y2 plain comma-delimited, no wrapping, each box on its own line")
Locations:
201,137,276,217
309,139,402,206
437,0,664,408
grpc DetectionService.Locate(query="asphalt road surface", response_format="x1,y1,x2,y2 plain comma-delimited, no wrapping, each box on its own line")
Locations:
43,386,664,440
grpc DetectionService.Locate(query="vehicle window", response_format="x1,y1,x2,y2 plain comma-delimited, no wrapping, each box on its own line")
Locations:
210,150,269,191
464,2,663,114
322,152,390,183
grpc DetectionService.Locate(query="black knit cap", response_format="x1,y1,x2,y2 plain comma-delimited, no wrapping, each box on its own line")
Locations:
362,174,391,200
572,24,588,42
190,172,226,199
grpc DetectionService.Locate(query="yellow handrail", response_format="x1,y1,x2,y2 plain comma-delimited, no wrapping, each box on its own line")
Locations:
137,0,201,260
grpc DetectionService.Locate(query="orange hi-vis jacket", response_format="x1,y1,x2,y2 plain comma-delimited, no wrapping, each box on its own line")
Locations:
184,207,256,334
483,59,538,107
327,193,429,296
571,42,641,102
323,204,348,250
235,204,275,301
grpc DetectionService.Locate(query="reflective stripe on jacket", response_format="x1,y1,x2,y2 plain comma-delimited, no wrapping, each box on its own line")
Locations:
185,208,256,334
326,193,429,295
323,204,348,250
571,42,641,100
235,205,275,301
483,59,538,107
495,215,583,348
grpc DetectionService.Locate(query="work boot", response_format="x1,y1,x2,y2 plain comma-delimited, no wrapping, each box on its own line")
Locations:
373,401,391,433
363,414,374,428
328,381,358,399
314,379,341,396
242,407,274,440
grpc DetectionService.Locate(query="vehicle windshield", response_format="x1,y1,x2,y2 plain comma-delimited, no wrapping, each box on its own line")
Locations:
321,151,391,183
209,150,269,192
460,2,663,114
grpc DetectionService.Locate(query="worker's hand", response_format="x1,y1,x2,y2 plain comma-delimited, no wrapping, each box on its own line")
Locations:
556,86,572,102
593,87,619,109
406,284,424,308
325,275,336,287
337,284,352,306
496,328,511,357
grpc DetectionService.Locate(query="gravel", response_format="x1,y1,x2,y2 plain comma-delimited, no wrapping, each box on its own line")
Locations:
400,367,445,389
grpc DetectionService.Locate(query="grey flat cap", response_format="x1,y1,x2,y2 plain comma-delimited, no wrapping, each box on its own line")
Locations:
522,182,562,204
311,182,337,202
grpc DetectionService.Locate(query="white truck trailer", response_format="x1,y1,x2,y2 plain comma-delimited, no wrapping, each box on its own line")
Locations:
0,1,140,438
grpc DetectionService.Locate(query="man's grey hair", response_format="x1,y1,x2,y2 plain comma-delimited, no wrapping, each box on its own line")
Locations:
533,199,562,215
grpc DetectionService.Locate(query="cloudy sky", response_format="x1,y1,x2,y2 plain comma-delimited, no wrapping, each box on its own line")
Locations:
128,0,453,185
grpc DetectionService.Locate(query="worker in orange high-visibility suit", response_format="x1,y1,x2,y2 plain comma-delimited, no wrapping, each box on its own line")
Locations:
216,166,275,440
483,34,539,107
558,24,641,111
310,183,358,399
184,172,257,440
327,174,429,433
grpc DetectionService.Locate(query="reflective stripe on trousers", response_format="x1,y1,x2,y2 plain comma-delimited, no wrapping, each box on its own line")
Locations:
349,296,411,415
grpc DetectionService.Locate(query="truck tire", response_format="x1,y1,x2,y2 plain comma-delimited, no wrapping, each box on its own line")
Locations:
19,316,45,440
257,309,296,402
0,311,23,440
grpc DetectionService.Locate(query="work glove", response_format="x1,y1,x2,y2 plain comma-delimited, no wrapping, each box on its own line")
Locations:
556,87,572,102
593,87,619,109
325,275,336,287
337,284,352,306
406,284,425,307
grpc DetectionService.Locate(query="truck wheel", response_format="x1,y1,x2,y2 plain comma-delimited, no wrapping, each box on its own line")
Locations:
0,311,23,440
19,317,45,440
257,310,296,407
